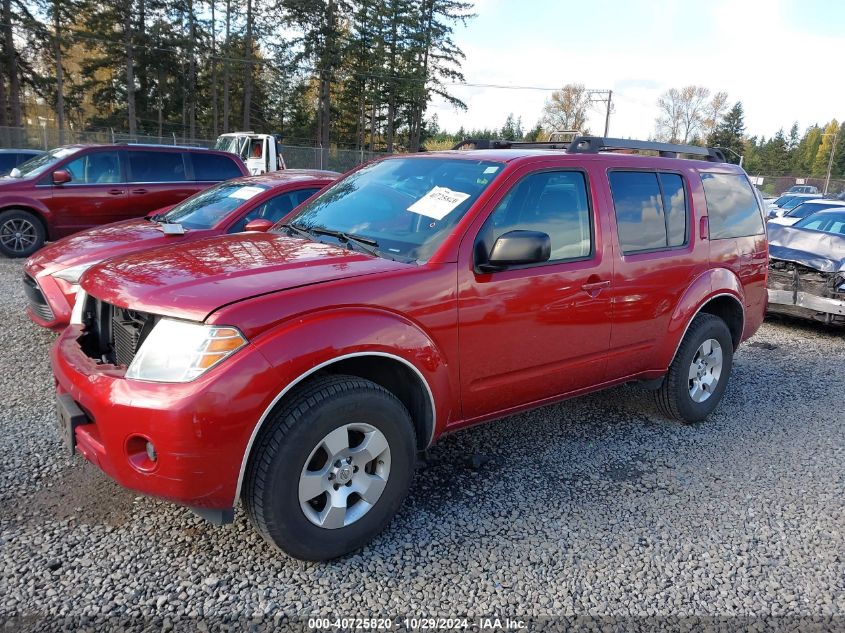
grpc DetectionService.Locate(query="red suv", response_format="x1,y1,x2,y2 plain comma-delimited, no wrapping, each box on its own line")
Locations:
50,137,768,560
0,144,247,257
24,170,338,329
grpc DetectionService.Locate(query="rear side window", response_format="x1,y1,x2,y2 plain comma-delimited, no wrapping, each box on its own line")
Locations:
701,173,764,239
128,150,187,182
192,153,243,181
608,171,688,254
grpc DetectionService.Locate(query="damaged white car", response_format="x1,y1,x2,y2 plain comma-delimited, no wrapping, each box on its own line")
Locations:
767,209,845,325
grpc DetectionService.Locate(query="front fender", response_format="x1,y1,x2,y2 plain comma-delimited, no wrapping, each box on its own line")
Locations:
249,306,454,439
657,267,745,369
0,195,54,234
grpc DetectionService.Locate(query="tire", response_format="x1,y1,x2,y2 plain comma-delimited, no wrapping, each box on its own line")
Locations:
0,209,46,258
243,374,417,561
655,313,734,423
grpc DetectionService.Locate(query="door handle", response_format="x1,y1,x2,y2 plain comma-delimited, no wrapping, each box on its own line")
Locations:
131,188,149,194
581,279,610,296
108,189,125,195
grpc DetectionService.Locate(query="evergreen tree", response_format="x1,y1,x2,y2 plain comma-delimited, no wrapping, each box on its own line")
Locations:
708,101,745,165
500,113,522,141
811,120,838,177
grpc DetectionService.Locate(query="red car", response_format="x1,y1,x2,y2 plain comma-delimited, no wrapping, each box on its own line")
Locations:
24,170,337,329
51,137,768,560
0,144,248,258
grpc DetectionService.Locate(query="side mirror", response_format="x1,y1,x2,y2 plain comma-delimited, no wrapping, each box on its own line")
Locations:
52,169,72,185
480,230,551,272
244,218,274,232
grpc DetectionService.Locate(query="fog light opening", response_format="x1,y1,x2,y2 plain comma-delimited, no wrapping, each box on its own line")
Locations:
126,435,158,473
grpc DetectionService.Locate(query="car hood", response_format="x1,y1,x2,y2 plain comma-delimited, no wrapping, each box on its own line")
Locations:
767,223,845,273
27,218,195,276
80,232,408,321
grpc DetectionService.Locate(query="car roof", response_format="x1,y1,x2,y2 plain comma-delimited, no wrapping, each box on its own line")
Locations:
385,148,744,171
224,169,340,187
805,207,845,216
800,198,845,206
48,143,231,154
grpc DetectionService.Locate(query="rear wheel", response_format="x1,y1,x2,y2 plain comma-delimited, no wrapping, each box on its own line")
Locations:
243,374,416,561
0,209,45,258
655,314,734,422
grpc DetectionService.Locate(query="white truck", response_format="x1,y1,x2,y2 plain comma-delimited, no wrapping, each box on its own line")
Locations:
214,132,286,175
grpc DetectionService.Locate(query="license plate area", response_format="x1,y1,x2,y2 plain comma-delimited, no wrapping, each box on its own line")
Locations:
55,393,90,456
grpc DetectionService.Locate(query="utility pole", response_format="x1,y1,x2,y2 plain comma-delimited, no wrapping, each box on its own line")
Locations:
587,89,613,136
824,133,838,195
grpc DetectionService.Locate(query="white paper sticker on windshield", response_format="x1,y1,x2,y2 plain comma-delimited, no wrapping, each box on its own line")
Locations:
483,166,499,174
407,187,471,220
228,186,264,200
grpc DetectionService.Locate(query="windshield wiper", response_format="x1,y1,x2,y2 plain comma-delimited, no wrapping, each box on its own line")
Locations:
278,223,315,240
308,227,384,258
147,213,168,223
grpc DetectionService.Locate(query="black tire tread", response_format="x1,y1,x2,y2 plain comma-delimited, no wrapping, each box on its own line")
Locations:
243,374,413,549
655,313,727,421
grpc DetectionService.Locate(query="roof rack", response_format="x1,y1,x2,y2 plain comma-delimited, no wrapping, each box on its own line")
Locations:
567,136,726,162
116,142,209,149
451,139,571,151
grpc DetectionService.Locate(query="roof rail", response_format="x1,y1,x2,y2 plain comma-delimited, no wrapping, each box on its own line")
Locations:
567,136,726,162
451,139,571,151
116,142,208,149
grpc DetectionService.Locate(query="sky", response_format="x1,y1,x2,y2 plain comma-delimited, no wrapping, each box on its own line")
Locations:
429,0,844,140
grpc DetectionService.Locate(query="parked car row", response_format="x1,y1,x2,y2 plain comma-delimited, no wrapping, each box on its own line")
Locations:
24,170,338,328
0,143,248,257
8,134,842,561
28,135,772,560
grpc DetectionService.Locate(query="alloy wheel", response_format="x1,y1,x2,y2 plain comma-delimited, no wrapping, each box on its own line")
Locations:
298,422,391,529
0,218,37,254
688,338,723,403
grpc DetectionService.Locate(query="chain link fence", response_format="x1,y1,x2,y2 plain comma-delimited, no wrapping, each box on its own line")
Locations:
743,174,844,197
0,126,391,173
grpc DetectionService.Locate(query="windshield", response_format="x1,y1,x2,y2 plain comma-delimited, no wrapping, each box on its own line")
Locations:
282,157,503,262
783,196,811,210
163,181,269,229
787,202,840,219
795,211,845,235
773,195,794,206
9,146,80,178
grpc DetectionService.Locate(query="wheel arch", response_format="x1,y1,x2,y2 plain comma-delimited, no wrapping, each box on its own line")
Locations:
233,351,437,506
663,291,745,372
0,204,51,239
660,268,746,370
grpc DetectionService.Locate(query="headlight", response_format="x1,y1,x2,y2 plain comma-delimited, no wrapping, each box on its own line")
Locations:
70,289,87,325
53,262,96,284
125,319,248,383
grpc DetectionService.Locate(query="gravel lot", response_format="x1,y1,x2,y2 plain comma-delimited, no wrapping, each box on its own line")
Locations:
1,255,843,631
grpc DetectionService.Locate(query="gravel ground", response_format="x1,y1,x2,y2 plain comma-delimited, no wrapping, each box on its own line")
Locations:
1,256,843,631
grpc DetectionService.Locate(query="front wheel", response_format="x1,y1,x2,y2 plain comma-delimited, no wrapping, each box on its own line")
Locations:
243,375,417,561
0,209,46,258
655,314,734,422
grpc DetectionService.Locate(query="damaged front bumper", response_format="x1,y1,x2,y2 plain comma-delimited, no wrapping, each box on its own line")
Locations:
767,259,845,324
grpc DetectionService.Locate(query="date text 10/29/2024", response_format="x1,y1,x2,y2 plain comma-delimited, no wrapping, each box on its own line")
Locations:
308,617,527,631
